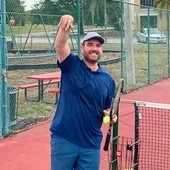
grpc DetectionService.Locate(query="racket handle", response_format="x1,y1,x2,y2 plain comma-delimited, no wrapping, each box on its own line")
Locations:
103,133,111,151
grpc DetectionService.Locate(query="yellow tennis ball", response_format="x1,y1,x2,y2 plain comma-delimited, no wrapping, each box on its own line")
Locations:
103,115,110,124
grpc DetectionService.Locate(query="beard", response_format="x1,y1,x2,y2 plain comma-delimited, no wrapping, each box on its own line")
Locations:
83,50,101,64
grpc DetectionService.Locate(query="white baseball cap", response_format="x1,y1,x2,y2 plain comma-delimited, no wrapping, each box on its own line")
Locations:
83,32,104,44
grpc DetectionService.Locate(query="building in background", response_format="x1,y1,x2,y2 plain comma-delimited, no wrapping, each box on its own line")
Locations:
133,0,167,31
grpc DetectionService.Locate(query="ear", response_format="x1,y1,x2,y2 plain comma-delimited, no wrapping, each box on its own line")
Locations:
80,45,84,53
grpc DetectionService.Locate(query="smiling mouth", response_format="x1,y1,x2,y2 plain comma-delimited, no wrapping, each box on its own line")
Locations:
90,54,98,58
89,51,98,55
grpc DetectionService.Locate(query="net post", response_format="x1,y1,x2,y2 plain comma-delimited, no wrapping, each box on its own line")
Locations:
134,102,139,170
111,107,119,170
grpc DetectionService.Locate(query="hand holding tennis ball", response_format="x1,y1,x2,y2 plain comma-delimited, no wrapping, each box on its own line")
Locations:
103,115,110,124
103,109,118,124
103,109,111,124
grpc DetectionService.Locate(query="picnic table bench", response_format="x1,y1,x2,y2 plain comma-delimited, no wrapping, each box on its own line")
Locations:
48,88,60,104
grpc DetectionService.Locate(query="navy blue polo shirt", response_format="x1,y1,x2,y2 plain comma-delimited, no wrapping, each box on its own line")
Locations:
50,53,115,149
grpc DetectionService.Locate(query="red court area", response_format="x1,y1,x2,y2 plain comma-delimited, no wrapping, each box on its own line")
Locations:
0,78,170,170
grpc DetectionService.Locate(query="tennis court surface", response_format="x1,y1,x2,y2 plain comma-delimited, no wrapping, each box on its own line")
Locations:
0,78,170,170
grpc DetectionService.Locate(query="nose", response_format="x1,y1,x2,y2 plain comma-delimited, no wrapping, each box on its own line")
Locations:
91,44,98,50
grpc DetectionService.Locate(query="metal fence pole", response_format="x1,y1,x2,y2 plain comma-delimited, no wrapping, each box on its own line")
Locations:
0,0,8,137
167,11,170,77
77,0,80,57
120,0,124,79
0,1,2,137
147,8,151,85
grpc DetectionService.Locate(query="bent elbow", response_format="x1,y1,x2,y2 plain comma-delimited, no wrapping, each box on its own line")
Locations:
55,43,65,52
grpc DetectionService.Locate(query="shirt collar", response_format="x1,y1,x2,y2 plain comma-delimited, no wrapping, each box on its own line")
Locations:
81,59,102,73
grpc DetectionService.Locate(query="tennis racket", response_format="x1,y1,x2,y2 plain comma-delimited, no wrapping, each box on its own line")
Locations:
103,78,124,151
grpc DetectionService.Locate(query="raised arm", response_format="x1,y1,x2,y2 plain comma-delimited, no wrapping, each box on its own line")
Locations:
55,15,74,63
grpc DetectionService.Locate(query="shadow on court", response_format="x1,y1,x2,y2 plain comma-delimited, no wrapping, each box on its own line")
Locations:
0,78,170,170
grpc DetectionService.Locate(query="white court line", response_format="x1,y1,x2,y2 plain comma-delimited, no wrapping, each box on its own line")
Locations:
120,99,170,109
120,98,136,104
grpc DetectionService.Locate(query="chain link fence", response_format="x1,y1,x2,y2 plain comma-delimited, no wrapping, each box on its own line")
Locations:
1,0,170,137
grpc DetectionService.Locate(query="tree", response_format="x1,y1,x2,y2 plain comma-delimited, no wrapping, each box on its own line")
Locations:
6,0,25,13
38,0,84,34
154,0,170,9
6,0,25,25
106,0,121,30
29,0,121,32
40,0,56,15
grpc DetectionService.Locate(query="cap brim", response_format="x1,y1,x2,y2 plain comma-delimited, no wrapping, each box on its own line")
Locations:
83,36,104,44
89,36,104,44
83,32,105,44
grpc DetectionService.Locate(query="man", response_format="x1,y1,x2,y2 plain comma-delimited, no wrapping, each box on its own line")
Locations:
50,15,117,170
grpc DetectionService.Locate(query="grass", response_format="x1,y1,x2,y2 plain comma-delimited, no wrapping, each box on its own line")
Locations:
6,24,57,34
8,67,59,118
18,102,56,115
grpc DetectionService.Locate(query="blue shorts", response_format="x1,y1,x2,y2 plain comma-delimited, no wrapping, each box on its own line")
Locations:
50,134,100,170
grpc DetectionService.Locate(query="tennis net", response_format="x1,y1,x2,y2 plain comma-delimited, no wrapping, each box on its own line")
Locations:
111,136,139,170
134,101,170,170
